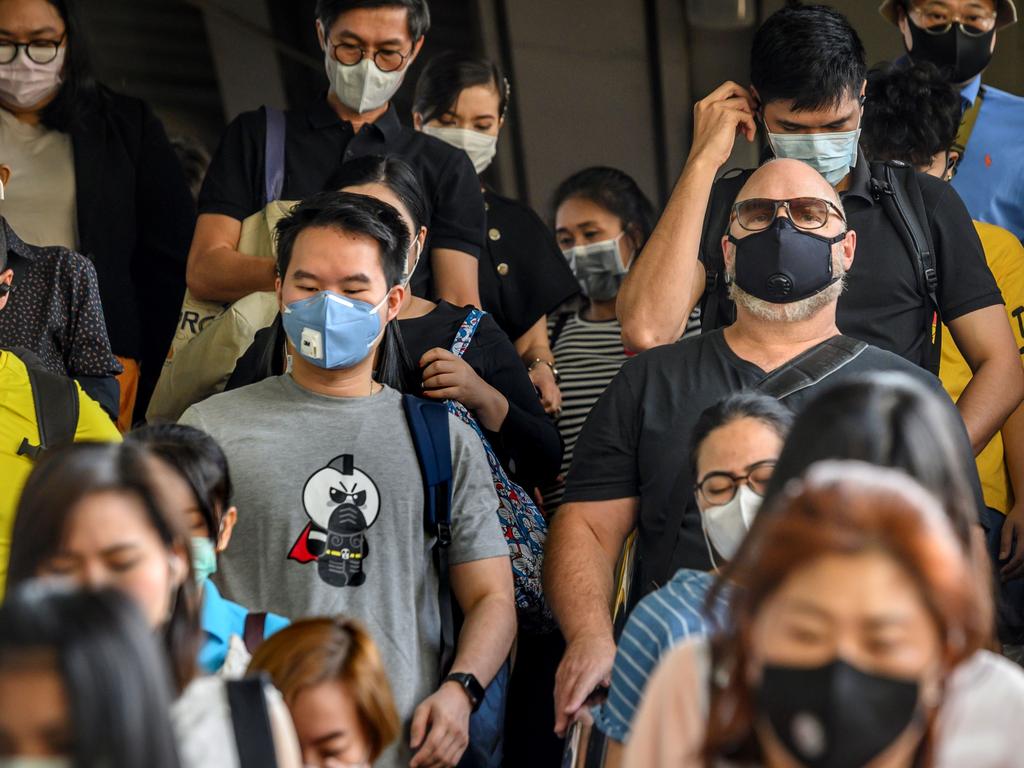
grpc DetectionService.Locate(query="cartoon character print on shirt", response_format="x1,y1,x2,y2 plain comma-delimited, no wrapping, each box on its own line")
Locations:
287,454,381,588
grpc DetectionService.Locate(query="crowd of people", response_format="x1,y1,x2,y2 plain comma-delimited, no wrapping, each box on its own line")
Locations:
2,0,1024,766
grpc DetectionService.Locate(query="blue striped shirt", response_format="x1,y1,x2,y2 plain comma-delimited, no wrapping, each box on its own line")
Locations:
593,569,730,742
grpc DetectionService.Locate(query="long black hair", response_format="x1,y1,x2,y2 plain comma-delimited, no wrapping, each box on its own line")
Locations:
333,154,431,237
0,584,181,768
127,423,233,542
552,166,656,254
412,50,509,125
8,442,200,695
38,0,96,131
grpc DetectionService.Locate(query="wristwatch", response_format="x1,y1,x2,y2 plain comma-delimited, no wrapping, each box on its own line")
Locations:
444,672,485,712
528,358,562,385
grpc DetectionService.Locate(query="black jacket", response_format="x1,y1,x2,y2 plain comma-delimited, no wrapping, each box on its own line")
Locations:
70,85,195,415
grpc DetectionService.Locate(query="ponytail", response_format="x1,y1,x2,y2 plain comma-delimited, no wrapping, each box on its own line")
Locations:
376,322,419,393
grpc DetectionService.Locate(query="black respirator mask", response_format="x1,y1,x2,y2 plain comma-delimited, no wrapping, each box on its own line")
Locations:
906,16,995,84
728,217,844,304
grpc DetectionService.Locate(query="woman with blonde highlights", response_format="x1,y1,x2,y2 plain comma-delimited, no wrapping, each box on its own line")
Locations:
249,616,400,767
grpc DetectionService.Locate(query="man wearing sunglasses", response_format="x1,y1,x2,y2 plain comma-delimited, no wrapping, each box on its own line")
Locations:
543,154,978,737
883,0,1024,242
619,2,1022,460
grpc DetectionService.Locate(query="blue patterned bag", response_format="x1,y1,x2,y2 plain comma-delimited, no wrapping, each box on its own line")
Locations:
448,309,554,632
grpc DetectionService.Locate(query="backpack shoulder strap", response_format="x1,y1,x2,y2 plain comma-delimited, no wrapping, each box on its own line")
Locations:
449,308,486,359
263,106,286,207
756,335,868,400
701,168,754,334
17,360,79,461
952,86,985,156
243,611,268,655
868,160,941,373
401,394,456,675
549,312,571,350
225,676,278,768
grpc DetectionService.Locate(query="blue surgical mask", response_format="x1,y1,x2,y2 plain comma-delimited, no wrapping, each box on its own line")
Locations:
190,536,218,585
766,128,862,186
282,290,390,370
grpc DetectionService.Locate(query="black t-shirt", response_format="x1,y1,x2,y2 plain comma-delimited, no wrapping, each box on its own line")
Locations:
399,301,563,489
197,100,486,299
480,190,580,341
562,328,960,594
699,152,1002,367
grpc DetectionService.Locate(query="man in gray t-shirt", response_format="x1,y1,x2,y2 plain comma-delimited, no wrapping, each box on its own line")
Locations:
182,192,515,768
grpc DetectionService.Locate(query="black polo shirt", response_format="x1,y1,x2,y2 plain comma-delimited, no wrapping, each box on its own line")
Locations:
480,190,580,342
197,99,486,299
700,151,1003,368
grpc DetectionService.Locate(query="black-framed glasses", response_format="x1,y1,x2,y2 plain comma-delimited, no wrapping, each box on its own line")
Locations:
909,4,997,35
731,197,847,233
696,461,777,506
0,35,65,65
329,40,411,72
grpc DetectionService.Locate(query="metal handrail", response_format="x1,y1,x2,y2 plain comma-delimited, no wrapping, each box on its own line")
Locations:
181,0,321,70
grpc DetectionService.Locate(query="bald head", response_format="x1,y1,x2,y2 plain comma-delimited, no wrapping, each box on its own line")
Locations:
736,158,844,211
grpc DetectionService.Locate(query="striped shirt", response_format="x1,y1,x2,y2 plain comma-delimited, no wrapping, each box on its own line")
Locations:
542,311,629,511
593,569,730,742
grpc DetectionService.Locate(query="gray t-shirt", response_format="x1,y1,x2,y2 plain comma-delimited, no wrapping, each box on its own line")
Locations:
181,377,507,765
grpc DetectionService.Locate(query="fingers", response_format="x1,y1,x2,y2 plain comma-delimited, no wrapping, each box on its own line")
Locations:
553,657,605,737
1000,516,1015,560
704,80,756,110
419,347,457,367
422,387,462,400
409,701,431,751
423,372,458,390
1000,521,1024,581
410,717,465,768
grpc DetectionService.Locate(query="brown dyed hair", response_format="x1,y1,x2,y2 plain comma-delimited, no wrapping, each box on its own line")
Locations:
248,616,400,761
703,461,992,766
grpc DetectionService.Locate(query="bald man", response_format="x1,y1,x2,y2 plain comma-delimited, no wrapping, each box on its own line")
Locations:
542,157,977,736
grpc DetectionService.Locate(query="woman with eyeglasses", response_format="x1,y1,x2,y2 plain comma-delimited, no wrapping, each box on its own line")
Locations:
0,0,194,428
588,392,793,768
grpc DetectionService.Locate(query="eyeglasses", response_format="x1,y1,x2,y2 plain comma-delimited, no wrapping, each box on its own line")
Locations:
0,35,65,65
329,40,411,73
731,197,847,233
696,461,776,506
909,4,998,35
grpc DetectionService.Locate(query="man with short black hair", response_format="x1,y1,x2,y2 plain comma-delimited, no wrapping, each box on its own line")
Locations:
189,0,484,309
181,191,514,768
882,0,1024,241
618,2,1023,458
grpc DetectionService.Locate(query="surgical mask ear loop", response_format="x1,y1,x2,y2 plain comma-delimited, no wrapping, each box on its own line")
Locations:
0,176,5,201
403,239,423,286
697,494,721,572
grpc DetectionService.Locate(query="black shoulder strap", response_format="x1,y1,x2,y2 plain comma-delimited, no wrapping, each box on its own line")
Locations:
549,312,571,350
869,161,941,374
700,169,754,334
243,611,267,655
17,359,79,461
226,676,278,768
756,335,868,400
401,394,456,676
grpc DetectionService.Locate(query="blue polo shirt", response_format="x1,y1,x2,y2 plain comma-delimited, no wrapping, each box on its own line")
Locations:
952,76,1024,242
199,579,289,674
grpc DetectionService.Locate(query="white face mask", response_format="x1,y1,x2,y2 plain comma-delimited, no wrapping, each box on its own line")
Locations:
325,53,405,115
562,234,631,302
0,47,65,111
421,125,498,173
701,484,762,566
766,127,862,187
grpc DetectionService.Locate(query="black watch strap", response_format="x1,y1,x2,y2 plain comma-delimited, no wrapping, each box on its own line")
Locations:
444,672,485,712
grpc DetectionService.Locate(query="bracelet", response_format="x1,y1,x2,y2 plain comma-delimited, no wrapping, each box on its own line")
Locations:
528,358,561,384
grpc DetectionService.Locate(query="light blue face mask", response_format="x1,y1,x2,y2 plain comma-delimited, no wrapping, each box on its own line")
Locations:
190,536,218,585
282,290,389,370
766,127,862,186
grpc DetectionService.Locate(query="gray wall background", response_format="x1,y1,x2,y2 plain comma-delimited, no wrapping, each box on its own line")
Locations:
81,0,1023,220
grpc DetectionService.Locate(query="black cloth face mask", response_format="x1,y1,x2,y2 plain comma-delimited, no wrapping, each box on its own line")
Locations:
728,217,844,304
906,16,995,84
756,658,922,768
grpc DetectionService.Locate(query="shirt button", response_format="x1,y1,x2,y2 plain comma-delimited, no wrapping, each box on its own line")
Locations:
497,262,510,276
484,202,490,211
489,228,501,241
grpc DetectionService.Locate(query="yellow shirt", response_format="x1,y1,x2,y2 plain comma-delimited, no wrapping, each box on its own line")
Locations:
0,350,121,594
940,222,1024,514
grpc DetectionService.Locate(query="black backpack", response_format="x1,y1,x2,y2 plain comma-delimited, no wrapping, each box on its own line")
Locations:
5,347,79,460
700,160,942,374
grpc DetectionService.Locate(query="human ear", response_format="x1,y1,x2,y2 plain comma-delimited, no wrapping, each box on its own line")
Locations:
216,507,238,553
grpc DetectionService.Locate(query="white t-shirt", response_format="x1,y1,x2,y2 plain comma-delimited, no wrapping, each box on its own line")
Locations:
0,107,78,249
